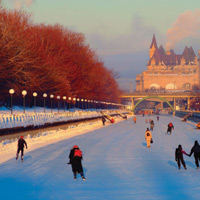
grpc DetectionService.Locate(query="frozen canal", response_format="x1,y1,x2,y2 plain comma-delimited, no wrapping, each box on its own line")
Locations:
0,115,200,200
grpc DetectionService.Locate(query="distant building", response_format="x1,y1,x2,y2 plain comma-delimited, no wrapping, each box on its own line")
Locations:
136,35,200,92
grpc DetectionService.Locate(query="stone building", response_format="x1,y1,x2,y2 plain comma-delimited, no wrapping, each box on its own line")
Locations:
136,35,200,92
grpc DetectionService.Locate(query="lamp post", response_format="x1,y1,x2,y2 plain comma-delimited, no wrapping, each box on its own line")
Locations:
9,89,14,115
73,98,76,112
81,99,84,111
63,96,66,112
50,94,54,113
68,97,71,111
85,99,87,111
77,98,80,111
43,93,47,113
33,92,37,113
88,100,90,111
57,96,60,113
22,90,27,114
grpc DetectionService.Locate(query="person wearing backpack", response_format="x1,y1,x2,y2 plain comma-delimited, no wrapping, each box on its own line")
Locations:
167,122,174,135
145,128,152,148
68,145,86,180
175,144,188,170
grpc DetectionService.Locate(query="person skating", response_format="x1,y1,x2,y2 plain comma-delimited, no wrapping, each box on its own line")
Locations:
157,116,159,121
188,140,200,169
133,117,137,124
175,144,188,170
145,128,152,148
16,136,28,162
68,145,86,180
150,120,154,131
102,117,106,126
167,122,174,135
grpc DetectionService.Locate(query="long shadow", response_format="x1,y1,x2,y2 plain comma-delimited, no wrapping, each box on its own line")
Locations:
142,142,146,147
23,155,32,161
168,160,177,169
185,160,196,169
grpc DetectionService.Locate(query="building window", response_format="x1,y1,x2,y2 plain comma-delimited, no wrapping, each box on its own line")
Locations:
182,83,190,89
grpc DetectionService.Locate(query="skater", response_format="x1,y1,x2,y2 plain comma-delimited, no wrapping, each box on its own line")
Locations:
150,120,154,131
145,128,152,148
157,116,159,121
175,144,188,170
188,140,200,169
16,136,28,162
133,117,137,124
102,117,106,126
145,119,148,123
68,145,86,180
167,122,174,135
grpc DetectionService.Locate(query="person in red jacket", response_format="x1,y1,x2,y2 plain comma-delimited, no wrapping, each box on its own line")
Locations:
16,136,28,162
175,144,188,170
68,145,86,180
167,122,174,135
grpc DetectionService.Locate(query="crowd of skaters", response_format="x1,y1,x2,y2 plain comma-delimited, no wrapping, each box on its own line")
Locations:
14,113,200,182
141,114,200,170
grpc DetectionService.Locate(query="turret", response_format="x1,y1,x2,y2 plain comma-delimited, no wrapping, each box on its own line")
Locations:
149,34,158,58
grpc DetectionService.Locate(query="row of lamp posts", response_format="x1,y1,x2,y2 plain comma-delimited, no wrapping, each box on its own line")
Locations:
9,89,125,114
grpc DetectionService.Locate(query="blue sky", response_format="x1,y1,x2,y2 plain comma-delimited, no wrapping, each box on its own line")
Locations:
3,0,200,89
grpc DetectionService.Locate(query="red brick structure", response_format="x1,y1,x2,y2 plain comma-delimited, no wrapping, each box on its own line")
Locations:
136,35,200,92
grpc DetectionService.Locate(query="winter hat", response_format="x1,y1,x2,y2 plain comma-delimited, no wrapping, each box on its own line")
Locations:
178,144,182,149
20,136,23,139
73,145,78,148
194,140,199,145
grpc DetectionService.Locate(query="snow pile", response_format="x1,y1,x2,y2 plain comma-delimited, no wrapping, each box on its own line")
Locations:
0,106,126,129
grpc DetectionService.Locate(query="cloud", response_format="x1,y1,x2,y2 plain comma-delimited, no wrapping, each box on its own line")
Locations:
86,15,161,56
166,9,200,50
8,0,35,10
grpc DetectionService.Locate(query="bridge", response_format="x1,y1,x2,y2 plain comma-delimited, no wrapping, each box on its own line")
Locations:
121,91,198,114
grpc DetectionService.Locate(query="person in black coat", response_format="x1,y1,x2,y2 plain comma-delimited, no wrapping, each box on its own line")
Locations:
16,136,28,162
189,140,200,169
150,120,154,131
102,117,106,126
68,145,86,180
167,122,174,135
175,144,188,170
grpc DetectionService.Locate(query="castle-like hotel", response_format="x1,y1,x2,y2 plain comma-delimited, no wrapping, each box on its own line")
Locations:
136,35,200,92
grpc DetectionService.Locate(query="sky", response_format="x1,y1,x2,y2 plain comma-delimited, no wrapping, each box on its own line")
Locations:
3,0,200,89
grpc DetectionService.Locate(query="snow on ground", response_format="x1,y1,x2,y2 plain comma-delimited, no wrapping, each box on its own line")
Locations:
0,114,200,200
0,106,115,129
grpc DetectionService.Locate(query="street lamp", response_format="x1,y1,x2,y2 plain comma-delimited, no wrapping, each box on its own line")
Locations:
68,97,71,111
22,90,27,114
81,99,84,111
57,96,60,113
9,89,14,115
50,94,54,113
63,96,66,112
33,92,37,113
43,93,47,113
77,98,80,111
88,100,90,110
73,97,76,112
85,99,87,110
